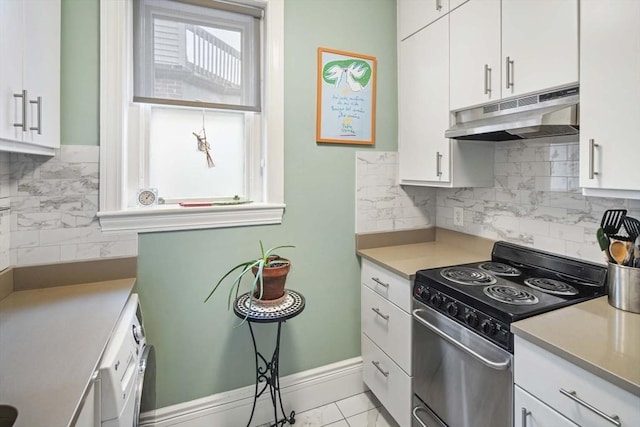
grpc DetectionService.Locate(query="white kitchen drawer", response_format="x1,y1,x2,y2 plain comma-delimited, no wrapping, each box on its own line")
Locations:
515,336,640,427
362,334,412,427
361,285,412,374
361,259,412,313
514,385,578,427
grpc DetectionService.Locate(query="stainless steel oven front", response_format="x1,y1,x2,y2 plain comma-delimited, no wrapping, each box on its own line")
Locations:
411,301,513,427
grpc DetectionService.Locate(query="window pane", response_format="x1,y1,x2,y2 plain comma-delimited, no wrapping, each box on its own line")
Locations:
134,0,260,111
148,107,246,199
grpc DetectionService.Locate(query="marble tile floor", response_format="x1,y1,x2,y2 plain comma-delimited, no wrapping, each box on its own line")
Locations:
256,391,399,427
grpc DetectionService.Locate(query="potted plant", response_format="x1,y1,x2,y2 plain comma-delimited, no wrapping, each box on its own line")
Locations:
204,241,294,308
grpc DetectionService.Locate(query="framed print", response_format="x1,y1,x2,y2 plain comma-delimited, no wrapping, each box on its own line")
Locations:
316,47,377,145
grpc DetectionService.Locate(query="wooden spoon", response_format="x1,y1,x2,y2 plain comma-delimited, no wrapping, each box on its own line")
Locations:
609,240,628,265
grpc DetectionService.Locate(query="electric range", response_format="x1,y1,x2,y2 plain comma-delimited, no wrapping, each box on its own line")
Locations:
413,241,608,353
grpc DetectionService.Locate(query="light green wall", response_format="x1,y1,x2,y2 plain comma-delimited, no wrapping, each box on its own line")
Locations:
60,0,397,408
61,0,99,146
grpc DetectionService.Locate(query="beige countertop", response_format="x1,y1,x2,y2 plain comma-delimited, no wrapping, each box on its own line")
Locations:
512,297,640,397
356,228,495,279
0,278,135,427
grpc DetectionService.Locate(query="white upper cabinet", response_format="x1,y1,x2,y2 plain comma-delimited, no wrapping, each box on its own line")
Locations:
398,0,449,40
502,0,578,98
398,16,451,184
398,13,494,188
0,0,60,156
449,0,501,111
579,0,640,198
450,0,578,111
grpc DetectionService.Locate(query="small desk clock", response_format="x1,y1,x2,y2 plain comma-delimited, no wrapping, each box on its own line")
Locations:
137,188,158,207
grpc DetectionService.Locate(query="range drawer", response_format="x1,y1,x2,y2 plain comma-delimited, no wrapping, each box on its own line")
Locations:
362,334,412,427
514,385,578,427
515,336,640,427
361,259,412,313
361,285,412,374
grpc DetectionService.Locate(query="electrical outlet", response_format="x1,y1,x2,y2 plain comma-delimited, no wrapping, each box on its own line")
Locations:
454,207,464,226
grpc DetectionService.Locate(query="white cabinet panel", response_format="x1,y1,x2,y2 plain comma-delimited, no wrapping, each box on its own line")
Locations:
514,386,578,427
579,0,640,195
0,0,60,155
362,334,412,427
501,0,578,98
398,16,451,184
515,336,640,427
0,0,24,142
361,285,412,374
398,0,449,40
22,0,60,149
361,259,412,313
449,0,578,112
450,0,500,110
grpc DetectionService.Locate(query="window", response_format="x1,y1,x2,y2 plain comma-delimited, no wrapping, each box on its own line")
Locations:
98,0,284,233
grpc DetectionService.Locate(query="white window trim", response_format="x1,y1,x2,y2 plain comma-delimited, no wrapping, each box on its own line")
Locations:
98,0,284,234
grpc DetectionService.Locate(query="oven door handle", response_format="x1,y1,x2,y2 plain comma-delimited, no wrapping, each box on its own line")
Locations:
412,309,511,370
413,405,447,427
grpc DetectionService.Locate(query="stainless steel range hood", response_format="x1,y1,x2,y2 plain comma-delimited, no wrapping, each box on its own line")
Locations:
445,86,579,141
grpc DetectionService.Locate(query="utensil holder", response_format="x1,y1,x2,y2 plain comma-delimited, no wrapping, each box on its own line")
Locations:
607,262,640,314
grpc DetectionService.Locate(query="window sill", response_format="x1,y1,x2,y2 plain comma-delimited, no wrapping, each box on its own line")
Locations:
97,202,286,234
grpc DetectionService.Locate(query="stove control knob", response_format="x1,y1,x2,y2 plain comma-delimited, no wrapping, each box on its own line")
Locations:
430,294,443,308
416,286,429,300
481,320,497,335
465,312,478,327
446,302,459,317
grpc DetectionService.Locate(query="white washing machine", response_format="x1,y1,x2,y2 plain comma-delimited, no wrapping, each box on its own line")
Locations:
99,294,155,427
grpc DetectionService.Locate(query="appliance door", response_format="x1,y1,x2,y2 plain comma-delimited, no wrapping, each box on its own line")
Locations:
412,304,513,427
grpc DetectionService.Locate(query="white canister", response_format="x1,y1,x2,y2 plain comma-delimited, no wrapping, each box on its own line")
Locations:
608,262,640,314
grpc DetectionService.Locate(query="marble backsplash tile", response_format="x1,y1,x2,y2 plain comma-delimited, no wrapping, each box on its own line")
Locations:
355,140,639,265
437,139,639,264
7,146,137,266
356,151,436,233
0,152,10,270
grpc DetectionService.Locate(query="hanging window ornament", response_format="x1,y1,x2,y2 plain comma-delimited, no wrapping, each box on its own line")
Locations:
192,110,215,168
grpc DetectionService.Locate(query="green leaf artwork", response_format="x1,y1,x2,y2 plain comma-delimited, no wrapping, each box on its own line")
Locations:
322,59,372,92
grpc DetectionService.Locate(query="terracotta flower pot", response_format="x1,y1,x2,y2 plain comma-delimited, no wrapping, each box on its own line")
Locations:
252,258,290,300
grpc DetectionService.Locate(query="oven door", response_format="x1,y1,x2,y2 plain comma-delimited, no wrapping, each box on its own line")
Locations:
412,303,513,427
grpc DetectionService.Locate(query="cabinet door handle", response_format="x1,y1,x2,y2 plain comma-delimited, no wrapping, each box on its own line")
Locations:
371,277,389,288
371,307,390,320
371,360,389,377
559,389,621,426
505,56,514,89
13,90,27,131
588,138,599,179
436,151,443,177
436,0,442,11
29,96,42,134
521,408,531,427
484,64,492,95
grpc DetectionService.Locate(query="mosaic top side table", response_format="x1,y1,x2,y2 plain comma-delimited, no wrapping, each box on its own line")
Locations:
233,289,305,427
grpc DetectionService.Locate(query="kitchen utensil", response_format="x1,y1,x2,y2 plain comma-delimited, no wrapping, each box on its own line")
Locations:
596,228,613,263
633,236,640,267
608,262,640,314
609,240,628,265
624,241,635,266
622,216,640,241
600,209,627,237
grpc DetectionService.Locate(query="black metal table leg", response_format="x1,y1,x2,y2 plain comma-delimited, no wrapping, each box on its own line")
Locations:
245,321,295,427
232,290,305,427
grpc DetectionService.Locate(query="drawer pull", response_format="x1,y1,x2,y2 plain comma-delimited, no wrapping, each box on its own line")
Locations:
371,277,389,288
371,360,389,377
521,408,531,427
559,389,621,426
371,307,389,320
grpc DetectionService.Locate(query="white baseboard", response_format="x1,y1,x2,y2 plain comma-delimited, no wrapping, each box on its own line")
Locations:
139,357,365,427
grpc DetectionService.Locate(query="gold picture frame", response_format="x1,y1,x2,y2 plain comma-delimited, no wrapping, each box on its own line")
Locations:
316,47,377,145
